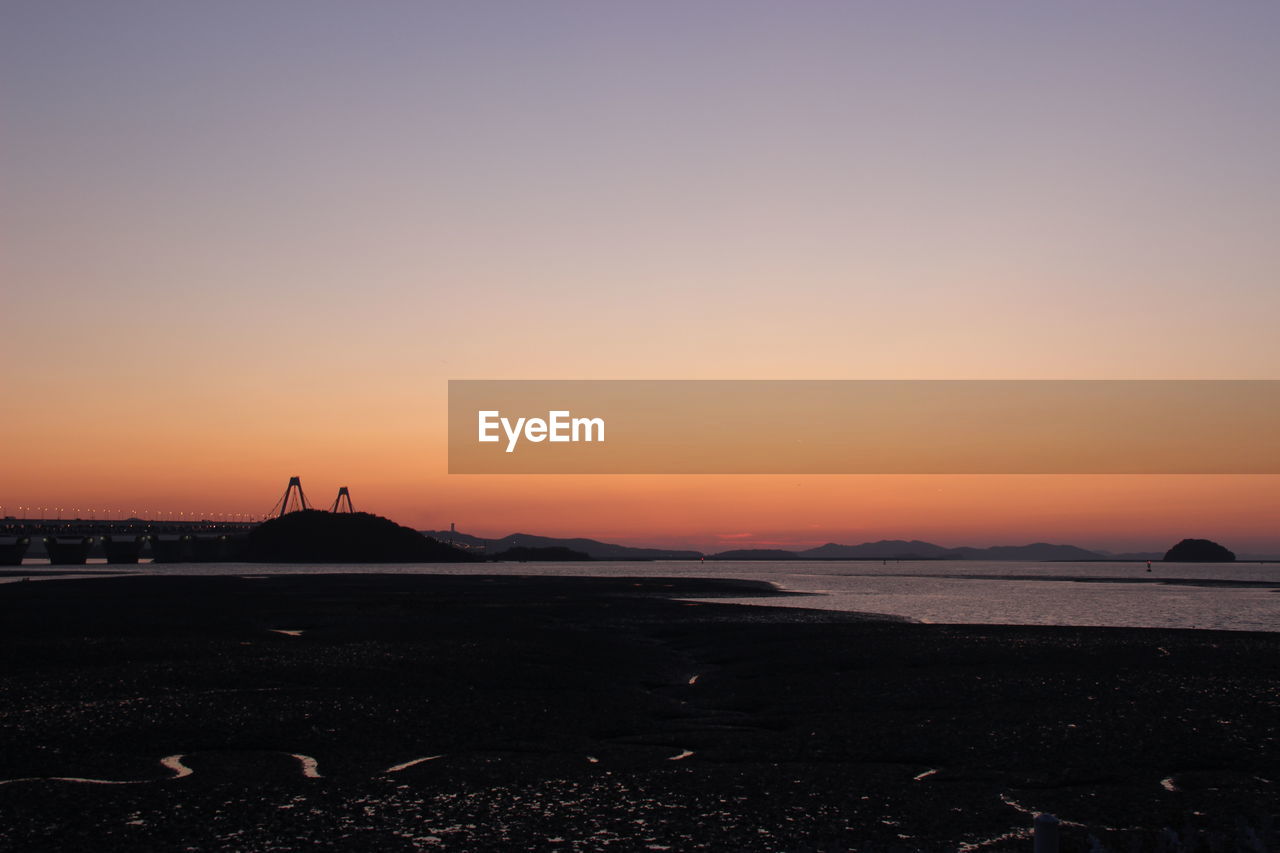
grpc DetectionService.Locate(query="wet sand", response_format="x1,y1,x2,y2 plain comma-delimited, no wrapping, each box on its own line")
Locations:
1,574,1277,851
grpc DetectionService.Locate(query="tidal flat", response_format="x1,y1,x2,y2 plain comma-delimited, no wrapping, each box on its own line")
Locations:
0,574,1276,851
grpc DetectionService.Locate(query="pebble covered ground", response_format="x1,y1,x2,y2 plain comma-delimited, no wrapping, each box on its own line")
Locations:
0,574,1277,851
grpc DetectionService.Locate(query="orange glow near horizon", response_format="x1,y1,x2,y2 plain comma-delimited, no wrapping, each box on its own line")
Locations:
4,365,1278,553
3,442,1277,554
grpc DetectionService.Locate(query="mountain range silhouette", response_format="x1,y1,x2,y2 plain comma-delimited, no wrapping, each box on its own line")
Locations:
420,531,1174,561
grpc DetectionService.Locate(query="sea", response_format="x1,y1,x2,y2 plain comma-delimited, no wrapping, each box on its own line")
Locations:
8,558,1279,633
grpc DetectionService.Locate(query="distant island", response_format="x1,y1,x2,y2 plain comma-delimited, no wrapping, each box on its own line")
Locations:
420,530,701,561
1163,538,1236,562
707,549,803,561
796,540,1105,561
418,529,1263,562
420,531,1184,561
707,542,1106,561
491,545,592,562
249,510,475,563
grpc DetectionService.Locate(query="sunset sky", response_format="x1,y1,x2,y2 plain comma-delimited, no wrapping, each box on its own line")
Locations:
4,2,1278,554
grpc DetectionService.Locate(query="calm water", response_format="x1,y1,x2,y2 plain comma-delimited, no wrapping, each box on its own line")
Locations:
10,558,1280,633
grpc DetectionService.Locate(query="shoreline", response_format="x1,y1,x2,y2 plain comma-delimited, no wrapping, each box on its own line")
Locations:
6,562,1279,635
2,573,1278,850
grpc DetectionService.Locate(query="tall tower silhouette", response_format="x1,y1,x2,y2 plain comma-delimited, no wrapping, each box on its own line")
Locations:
270,476,310,517
330,487,354,513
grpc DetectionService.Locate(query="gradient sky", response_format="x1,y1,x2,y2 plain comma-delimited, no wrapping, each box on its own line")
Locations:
3,2,1278,553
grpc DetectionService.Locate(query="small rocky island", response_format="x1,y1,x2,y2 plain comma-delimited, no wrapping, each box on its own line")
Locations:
1162,538,1236,562
246,510,476,563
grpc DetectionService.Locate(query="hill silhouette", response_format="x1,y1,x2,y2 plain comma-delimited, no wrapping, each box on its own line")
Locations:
797,540,1103,560
422,530,1115,561
491,545,592,562
1163,538,1235,562
802,540,953,560
419,530,700,560
708,549,802,561
247,510,476,563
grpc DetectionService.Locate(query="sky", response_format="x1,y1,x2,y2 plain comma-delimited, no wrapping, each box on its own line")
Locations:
3,2,1278,554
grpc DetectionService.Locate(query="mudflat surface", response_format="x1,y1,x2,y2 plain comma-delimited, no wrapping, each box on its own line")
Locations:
0,574,1277,851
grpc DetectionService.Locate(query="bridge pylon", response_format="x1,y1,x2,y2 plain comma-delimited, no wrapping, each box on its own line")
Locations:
330,487,354,513
269,476,311,518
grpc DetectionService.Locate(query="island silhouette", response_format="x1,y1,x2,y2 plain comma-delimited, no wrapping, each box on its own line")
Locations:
247,510,475,563
419,532,1123,561
490,545,592,562
1163,538,1236,562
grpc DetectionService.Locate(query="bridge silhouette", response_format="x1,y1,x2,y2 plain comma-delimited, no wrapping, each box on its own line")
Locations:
2,477,357,566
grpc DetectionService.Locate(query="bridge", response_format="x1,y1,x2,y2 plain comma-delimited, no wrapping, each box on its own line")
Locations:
2,477,358,566
1,518,260,566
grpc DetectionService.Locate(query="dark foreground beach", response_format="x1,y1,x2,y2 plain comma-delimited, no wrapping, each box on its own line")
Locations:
1,575,1276,852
